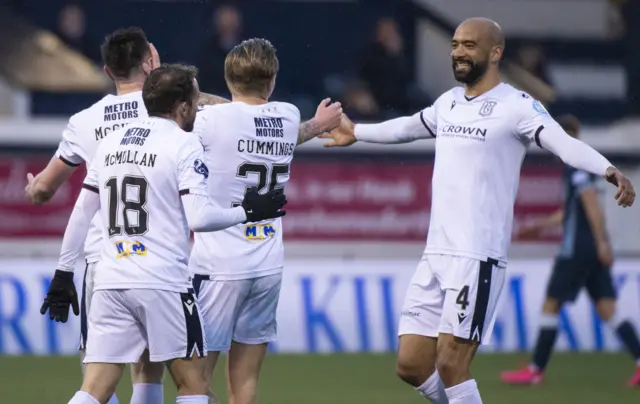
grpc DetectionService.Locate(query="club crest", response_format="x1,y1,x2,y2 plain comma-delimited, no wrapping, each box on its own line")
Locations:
479,100,497,116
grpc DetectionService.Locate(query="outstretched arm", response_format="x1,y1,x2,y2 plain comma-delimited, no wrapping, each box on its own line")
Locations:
297,98,343,146
517,98,635,207
26,158,77,205
537,127,635,207
517,208,563,238
321,108,436,148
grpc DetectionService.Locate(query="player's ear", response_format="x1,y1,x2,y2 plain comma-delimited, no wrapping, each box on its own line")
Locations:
141,59,152,76
103,66,115,82
491,46,503,64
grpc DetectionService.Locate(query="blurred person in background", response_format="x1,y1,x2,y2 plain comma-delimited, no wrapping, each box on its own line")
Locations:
620,0,640,117
55,2,99,62
341,80,381,121
501,114,640,387
357,17,411,116
512,44,553,87
198,4,243,96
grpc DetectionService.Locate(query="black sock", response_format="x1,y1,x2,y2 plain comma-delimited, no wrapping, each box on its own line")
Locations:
615,320,640,361
532,327,558,371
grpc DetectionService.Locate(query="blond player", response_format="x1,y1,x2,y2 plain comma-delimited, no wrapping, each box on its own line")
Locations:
190,38,342,404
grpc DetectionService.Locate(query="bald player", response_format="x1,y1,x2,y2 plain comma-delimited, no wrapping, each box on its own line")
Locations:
320,17,636,403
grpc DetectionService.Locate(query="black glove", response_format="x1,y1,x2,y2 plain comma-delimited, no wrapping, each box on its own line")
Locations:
40,270,80,323
242,187,287,222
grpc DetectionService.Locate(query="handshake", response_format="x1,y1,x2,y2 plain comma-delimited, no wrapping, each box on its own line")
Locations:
240,187,288,223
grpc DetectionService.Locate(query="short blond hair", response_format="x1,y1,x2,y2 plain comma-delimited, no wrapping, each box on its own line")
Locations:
224,38,279,95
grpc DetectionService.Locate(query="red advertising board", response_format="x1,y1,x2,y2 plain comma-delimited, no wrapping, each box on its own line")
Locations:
0,155,563,242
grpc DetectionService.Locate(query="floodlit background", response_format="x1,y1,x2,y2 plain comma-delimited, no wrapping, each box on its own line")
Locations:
1,0,639,402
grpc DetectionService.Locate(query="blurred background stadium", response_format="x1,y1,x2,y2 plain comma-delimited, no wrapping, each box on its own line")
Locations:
1,0,640,402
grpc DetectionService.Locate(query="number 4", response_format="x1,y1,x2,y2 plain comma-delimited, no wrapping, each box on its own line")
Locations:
456,285,470,310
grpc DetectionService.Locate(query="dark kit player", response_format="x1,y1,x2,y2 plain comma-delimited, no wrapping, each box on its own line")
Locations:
501,114,640,387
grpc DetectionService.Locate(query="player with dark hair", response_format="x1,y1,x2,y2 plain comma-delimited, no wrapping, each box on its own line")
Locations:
320,17,635,404
33,27,229,404
44,63,287,404
191,38,342,404
501,114,640,387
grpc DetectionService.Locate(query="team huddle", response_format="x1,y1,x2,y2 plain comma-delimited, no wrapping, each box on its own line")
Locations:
28,17,636,404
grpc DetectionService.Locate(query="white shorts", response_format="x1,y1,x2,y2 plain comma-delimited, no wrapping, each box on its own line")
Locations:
84,288,206,363
79,261,97,351
398,254,506,344
193,273,282,352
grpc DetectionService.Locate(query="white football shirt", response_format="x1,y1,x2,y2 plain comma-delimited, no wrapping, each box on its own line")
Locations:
83,117,208,292
55,91,147,263
189,101,301,280
419,83,559,263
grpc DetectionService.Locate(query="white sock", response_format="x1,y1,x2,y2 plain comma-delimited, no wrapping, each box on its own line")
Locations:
444,379,482,404
176,395,209,403
107,394,120,404
130,383,163,404
416,370,448,403
69,391,100,404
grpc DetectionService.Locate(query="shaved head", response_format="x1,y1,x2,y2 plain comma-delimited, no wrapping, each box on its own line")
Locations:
458,17,505,49
451,17,505,85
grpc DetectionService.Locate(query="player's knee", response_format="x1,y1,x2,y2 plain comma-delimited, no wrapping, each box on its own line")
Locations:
395,357,435,387
542,297,561,314
595,298,616,321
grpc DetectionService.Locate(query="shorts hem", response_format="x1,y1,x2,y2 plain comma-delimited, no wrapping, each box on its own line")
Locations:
205,267,283,281
84,354,142,364
149,350,196,362
422,249,507,265
232,335,276,345
398,328,439,338
206,344,231,352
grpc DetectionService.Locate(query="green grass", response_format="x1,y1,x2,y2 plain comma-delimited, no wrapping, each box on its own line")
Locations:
0,353,638,403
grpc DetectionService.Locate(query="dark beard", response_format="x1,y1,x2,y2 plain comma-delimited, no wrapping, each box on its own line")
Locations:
452,60,488,85
182,120,195,132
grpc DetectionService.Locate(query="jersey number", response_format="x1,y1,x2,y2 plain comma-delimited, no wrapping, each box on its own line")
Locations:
233,162,290,207
456,285,470,310
105,176,149,237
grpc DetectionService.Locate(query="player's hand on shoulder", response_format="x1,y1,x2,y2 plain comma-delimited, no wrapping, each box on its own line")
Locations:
241,187,287,222
319,113,356,147
313,98,343,133
40,269,80,323
604,167,635,207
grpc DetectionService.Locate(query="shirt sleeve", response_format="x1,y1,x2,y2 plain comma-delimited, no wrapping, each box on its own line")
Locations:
54,117,87,167
82,154,100,193
514,98,558,147
516,97,612,177
57,189,100,272
181,193,247,232
177,135,209,197
354,106,437,144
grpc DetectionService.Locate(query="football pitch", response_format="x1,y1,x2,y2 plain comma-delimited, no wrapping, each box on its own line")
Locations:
0,353,637,403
